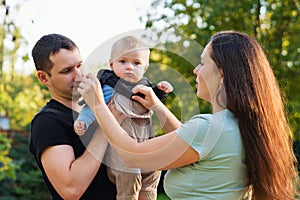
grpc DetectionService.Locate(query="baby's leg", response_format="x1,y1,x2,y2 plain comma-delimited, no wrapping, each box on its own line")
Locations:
107,167,142,200
139,170,162,200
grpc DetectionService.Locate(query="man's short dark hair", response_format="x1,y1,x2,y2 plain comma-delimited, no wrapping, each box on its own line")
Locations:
31,34,78,74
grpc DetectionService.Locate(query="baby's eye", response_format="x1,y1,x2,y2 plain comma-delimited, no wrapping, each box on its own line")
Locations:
119,60,126,64
133,62,141,66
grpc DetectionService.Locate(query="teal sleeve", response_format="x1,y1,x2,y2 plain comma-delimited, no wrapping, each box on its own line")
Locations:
175,114,211,159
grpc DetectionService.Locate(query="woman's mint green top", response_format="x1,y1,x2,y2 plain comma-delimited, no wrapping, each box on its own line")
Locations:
164,109,248,200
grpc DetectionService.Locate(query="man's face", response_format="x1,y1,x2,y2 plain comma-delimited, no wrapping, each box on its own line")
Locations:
110,49,149,83
46,48,83,102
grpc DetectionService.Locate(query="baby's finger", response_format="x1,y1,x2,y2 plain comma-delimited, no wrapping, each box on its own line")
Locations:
166,85,173,93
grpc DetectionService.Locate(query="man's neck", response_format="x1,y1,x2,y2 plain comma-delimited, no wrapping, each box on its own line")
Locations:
52,97,82,112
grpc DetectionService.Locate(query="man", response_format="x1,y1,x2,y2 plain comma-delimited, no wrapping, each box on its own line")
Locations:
29,33,116,199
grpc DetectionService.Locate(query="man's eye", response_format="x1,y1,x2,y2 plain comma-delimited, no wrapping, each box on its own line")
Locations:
63,68,71,73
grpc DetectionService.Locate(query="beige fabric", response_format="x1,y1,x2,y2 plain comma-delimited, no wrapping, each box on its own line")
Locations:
104,93,161,200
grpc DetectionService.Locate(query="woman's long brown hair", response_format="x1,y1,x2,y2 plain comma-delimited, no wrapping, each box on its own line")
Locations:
210,31,299,200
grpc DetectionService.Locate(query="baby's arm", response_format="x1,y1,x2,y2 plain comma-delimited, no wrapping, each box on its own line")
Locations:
74,104,95,136
74,83,115,136
74,120,87,136
157,81,173,94
152,81,173,101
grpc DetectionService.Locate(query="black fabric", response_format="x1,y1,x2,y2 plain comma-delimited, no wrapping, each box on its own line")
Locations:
29,99,116,200
79,69,168,105
98,69,168,100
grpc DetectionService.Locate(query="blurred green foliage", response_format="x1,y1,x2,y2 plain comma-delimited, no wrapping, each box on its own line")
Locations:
1,0,300,198
0,133,19,181
0,133,49,199
144,0,300,140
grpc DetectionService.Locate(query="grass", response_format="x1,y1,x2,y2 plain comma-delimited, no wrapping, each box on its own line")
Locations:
157,193,171,200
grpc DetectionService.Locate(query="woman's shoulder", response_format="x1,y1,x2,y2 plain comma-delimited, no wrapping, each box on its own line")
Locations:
189,113,212,122
184,109,234,132
190,109,233,121
178,113,212,136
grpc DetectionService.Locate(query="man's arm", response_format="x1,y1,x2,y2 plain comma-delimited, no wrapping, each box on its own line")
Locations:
41,128,107,200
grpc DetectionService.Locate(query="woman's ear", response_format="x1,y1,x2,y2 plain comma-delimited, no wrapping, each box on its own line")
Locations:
219,68,224,77
219,68,224,80
37,70,49,85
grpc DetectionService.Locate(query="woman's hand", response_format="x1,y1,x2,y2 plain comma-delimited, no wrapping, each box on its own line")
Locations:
131,85,163,111
77,73,105,108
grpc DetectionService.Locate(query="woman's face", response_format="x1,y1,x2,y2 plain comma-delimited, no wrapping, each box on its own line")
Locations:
193,43,223,103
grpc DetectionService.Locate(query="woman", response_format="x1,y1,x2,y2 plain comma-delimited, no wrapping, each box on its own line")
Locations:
78,31,299,199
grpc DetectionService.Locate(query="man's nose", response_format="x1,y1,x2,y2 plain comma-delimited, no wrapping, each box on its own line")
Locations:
74,68,83,81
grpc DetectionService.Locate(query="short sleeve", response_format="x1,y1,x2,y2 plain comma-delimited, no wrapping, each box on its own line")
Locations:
30,112,72,162
175,114,211,160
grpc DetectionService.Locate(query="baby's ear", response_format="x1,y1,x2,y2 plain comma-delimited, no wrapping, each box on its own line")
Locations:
109,59,114,69
144,65,148,72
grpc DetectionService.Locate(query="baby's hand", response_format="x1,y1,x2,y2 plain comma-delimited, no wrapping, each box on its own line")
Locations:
157,81,173,93
74,120,87,136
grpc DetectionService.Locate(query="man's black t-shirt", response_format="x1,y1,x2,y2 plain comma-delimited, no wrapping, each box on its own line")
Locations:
29,99,116,199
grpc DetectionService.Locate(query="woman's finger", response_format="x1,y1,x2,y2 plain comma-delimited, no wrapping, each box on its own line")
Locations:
132,85,150,96
85,73,99,83
131,95,145,103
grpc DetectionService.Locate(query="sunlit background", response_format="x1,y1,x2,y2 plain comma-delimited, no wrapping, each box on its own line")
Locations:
8,0,151,74
1,0,300,199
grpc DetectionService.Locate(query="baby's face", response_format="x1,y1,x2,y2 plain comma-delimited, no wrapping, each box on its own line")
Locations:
110,49,149,83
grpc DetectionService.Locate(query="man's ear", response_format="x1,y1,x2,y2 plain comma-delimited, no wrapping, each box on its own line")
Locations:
37,70,49,85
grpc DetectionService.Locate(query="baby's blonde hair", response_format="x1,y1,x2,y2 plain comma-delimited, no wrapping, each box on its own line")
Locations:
110,36,150,60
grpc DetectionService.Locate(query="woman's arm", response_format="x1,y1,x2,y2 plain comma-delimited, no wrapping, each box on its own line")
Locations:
78,74,199,171
94,103,199,170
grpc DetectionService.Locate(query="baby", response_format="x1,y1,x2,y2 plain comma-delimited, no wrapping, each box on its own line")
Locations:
74,36,173,200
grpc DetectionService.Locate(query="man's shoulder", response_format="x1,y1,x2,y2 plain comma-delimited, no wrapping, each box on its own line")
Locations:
33,99,71,122
38,100,61,116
